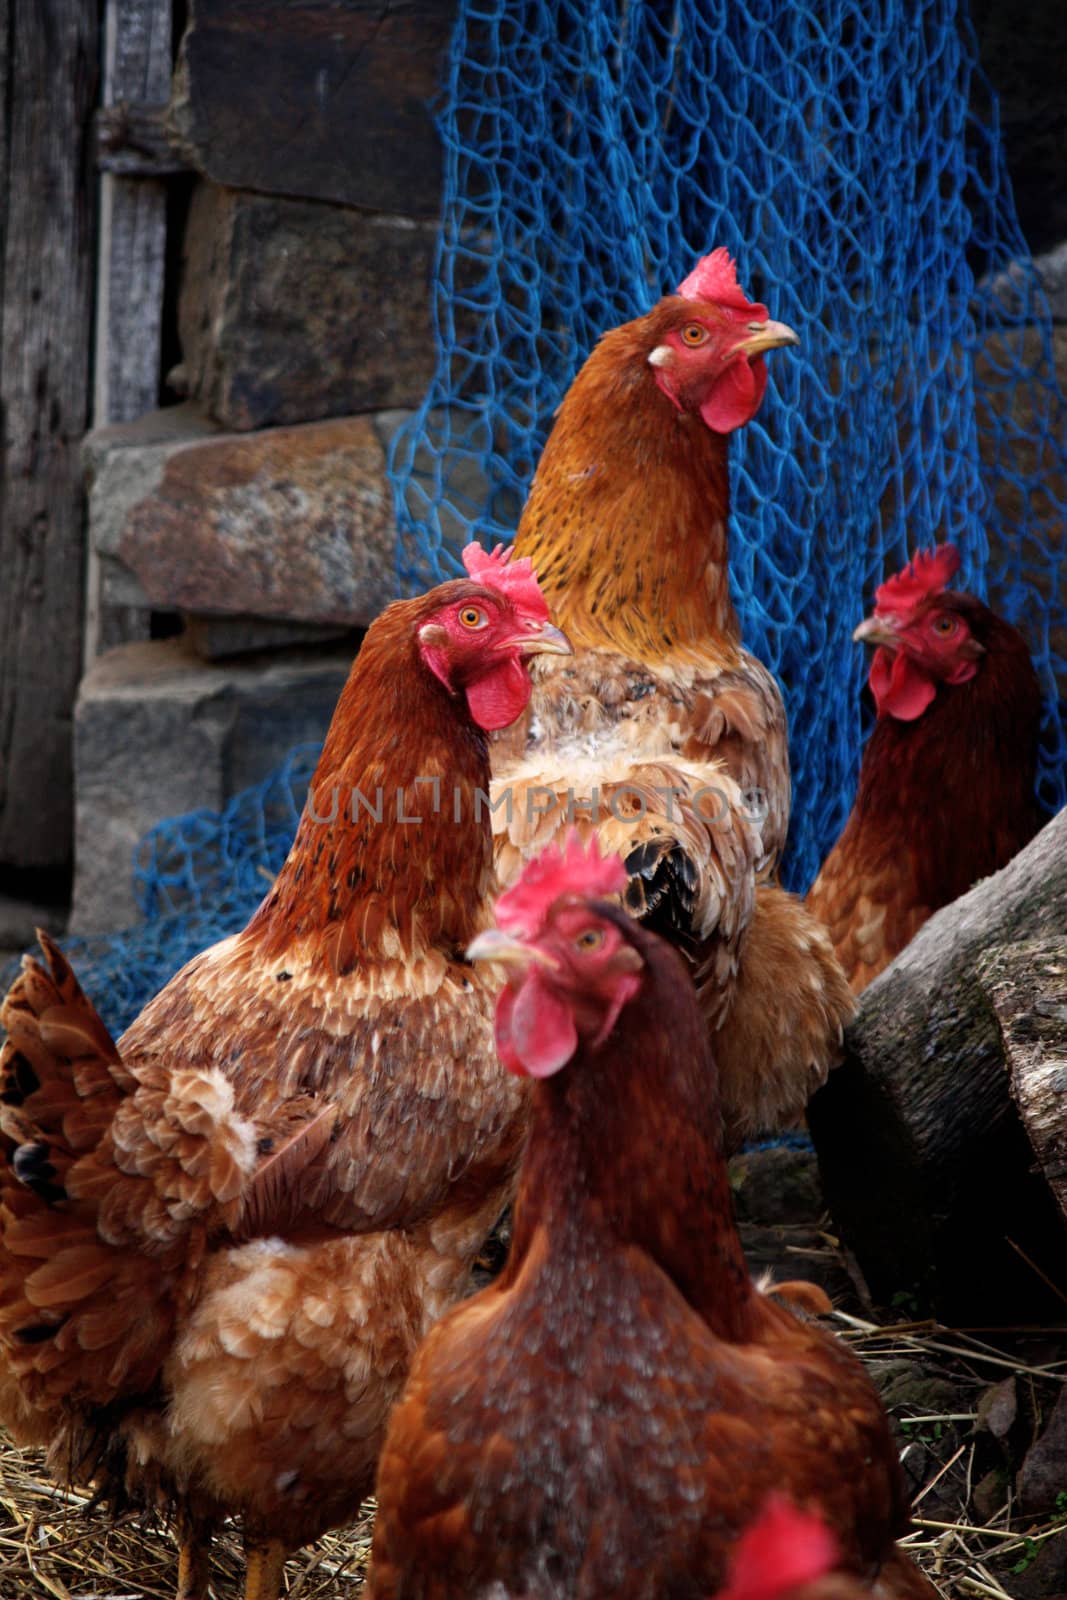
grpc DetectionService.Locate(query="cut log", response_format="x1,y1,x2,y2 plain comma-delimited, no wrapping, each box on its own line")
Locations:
980,938,1067,1227
807,806,1067,1324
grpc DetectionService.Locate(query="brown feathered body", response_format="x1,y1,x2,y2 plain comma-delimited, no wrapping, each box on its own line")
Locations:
0,585,531,1562
366,910,934,1600
493,302,853,1145
807,593,1044,992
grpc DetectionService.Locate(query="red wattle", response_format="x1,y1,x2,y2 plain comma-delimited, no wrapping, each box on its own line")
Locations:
496,973,578,1079
699,356,768,434
465,656,532,731
870,648,937,721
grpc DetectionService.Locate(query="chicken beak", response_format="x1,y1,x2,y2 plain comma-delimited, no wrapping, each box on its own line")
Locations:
466,928,557,970
513,622,572,659
852,616,900,650
735,319,800,358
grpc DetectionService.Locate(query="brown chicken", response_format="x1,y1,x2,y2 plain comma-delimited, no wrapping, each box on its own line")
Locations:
365,837,935,1600
0,547,570,1600
491,248,853,1148
806,543,1043,991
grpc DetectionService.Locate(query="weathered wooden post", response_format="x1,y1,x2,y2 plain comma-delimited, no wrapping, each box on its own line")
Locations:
0,0,99,872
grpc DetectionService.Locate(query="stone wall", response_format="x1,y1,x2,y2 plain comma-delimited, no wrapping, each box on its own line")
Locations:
5,0,1063,946
71,0,457,933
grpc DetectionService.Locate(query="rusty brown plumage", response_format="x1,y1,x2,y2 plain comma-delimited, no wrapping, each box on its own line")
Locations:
365,895,934,1600
492,286,853,1143
807,576,1043,993
0,576,565,1598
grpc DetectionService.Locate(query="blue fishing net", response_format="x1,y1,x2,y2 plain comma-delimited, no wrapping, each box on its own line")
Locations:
8,0,1062,1040
390,0,1066,890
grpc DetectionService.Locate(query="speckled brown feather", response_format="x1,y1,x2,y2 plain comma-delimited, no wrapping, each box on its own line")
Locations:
0,585,530,1556
494,300,851,1140
366,916,931,1600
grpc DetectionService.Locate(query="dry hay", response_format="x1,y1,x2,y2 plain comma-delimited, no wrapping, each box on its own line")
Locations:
0,1455,372,1599
0,1301,1064,1596
833,1312,1067,1598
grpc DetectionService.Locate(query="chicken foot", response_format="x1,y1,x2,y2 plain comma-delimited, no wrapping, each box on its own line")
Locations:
176,1516,215,1600
243,1537,291,1600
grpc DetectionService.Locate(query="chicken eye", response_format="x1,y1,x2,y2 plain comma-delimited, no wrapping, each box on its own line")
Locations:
459,606,488,630
680,323,709,347
932,615,958,637
574,928,604,953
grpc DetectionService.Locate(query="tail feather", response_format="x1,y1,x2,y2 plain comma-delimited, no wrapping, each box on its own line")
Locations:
624,836,702,943
0,935,258,1430
0,935,129,1157
493,755,761,957
712,884,855,1151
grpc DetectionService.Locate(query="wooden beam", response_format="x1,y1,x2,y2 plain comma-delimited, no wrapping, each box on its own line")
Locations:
94,1,172,427
86,0,172,662
0,0,99,869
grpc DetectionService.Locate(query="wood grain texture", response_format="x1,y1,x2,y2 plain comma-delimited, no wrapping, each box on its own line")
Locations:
0,0,98,867
86,0,173,661
808,806,1067,1324
94,0,171,427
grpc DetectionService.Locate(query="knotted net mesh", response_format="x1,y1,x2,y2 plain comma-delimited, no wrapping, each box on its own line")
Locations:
13,0,1062,1037
389,0,1066,890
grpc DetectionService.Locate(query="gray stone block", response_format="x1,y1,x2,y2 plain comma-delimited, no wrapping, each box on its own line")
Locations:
86,407,398,630
0,893,65,952
84,403,225,638
180,184,439,430
167,0,455,219
70,637,354,933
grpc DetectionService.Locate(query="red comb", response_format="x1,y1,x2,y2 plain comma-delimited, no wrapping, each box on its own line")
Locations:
717,1498,839,1600
495,832,628,936
874,543,961,618
676,247,769,322
462,542,550,622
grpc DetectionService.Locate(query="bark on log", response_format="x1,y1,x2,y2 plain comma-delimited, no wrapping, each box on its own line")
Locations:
0,0,98,868
807,806,1067,1325
981,939,1067,1227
